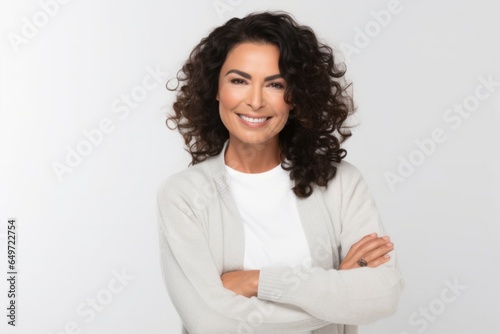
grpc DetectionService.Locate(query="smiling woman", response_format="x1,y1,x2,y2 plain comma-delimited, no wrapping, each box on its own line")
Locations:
217,43,292,173
158,11,403,334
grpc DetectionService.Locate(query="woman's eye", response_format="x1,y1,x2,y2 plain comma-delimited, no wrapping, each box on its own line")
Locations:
230,78,246,85
269,82,285,89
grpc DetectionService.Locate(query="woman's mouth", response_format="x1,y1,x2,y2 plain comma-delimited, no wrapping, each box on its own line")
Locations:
238,114,270,123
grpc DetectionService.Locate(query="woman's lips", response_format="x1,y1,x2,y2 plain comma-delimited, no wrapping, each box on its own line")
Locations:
238,114,270,123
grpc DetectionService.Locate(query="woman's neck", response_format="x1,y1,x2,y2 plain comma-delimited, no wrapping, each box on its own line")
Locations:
224,139,282,173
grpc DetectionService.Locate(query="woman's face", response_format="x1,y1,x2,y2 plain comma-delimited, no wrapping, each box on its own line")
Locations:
216,42,292,148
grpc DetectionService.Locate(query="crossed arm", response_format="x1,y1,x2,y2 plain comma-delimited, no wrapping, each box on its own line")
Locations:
158,164,403,333
221,233,395,298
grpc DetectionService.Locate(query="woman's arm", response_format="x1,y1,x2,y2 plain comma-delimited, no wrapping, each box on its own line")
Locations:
338,232,394,270
222,232,394,296
157,187,330,334
254,163,403,325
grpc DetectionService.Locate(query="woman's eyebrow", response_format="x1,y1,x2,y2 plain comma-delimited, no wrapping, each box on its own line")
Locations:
225,69,282,81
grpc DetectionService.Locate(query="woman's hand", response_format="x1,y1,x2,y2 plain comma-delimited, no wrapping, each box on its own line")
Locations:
221,234,392,296
339,233,394,270
221,270,260,297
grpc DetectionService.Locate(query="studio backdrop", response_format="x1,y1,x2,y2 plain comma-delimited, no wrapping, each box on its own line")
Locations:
1,0,499,333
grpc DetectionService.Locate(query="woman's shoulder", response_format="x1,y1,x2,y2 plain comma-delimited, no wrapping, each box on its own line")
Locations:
314,160,369,198
333,160,364,183
157,157,217,200
315,161,376,216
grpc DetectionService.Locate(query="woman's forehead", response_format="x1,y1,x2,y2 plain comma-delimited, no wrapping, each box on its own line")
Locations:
222,43,280,71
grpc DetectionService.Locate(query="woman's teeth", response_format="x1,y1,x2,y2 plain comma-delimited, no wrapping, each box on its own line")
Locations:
239,115,269,123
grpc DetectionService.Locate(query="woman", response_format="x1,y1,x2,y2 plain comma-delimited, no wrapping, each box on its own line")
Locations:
158,11,403,334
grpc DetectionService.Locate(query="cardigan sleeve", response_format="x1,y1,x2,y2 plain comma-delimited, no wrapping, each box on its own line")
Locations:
257,162,404,325
157,183,330,334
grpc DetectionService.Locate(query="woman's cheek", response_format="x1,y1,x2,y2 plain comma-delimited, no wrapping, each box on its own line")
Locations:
220,86,243,108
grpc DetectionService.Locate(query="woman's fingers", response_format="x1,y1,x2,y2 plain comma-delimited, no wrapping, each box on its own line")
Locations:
347,233,378,254
361,243,393,267
221,270,260,297
366,254,391,268
339,233,394,270
344,234,390,261
359,239,393,262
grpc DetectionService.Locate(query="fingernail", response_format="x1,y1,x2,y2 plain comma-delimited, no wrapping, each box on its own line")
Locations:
384,254,390,258
382,236,390,241
386,242,394,247
370,233,377,237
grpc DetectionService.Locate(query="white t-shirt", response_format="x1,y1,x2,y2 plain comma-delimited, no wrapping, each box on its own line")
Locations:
225,163,312,270
226,163,314,333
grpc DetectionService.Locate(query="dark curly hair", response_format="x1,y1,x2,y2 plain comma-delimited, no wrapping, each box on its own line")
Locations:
167,11,354,198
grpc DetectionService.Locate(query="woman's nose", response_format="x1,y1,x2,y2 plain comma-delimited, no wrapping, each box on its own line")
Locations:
246,85,265,110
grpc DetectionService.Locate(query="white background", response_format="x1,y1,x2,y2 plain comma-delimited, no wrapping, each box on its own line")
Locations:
1,0,499,333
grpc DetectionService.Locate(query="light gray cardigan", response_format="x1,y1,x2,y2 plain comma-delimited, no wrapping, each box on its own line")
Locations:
157,151,403,334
